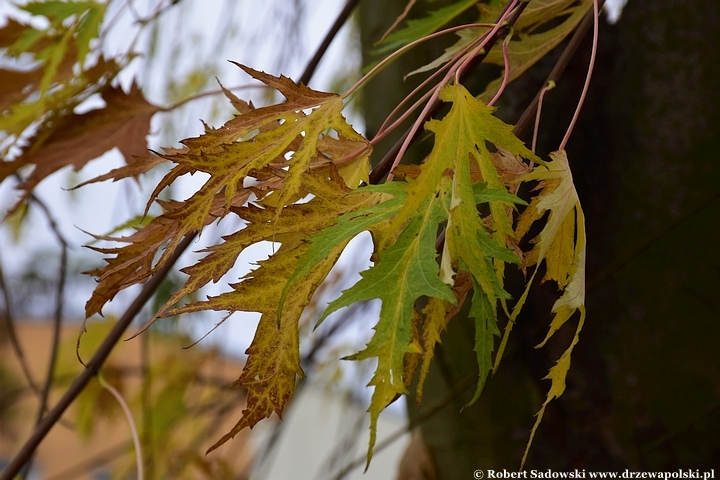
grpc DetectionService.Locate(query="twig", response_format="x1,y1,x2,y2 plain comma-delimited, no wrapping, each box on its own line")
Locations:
21,192,69,480
378,0,417,44
0,233,197,480
513,0,606,138
368,0,529,184
159,84,269,112
99,373,144,480
0,261,41,396
298,0,361,87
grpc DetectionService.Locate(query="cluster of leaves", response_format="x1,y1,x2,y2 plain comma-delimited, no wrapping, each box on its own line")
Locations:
0,0,592,469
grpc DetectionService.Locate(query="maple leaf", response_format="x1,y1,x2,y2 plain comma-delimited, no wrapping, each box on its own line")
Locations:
158,171,374,451
154,168,377,326
387,83,536,307
0,4,112,156
317,179,456,466
279,181,407,316
495,150,587,368
514,150,586,305
499,150,587,468
169,241,347,454
287,83,537,457
84,189,252,318
84,65,370,317
373,0,480,55
10,83,158,207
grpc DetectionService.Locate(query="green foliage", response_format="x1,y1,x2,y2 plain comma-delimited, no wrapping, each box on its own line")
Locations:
373,0,482,55
0,0,594,471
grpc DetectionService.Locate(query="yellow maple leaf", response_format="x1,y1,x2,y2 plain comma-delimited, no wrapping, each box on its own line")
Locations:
504,150,587,469
84,65,369,318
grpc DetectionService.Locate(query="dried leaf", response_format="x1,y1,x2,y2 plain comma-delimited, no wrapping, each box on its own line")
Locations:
8,83,159,210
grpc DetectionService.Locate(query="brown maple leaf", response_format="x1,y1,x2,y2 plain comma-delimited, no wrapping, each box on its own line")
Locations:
7,82,160,210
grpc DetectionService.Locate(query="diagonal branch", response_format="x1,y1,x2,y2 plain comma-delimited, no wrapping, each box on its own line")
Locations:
0,261,41,396
298,0,362,86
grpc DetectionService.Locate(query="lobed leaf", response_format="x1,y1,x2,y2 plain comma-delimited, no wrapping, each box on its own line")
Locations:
499,151,587,467
8,83,159,212
372,0,481,55
84,65,370,318
318,180,456,466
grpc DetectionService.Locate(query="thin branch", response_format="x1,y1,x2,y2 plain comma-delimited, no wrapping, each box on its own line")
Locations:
0,233,197,480
513,1,606,138
21,192,69,480
368,0,529,184
298,0,361,86
378,0,417,44
0,261,41,396
159,84,270,112
99,373,144,480
559,0,600,151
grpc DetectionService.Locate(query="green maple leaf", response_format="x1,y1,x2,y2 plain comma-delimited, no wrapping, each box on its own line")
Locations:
385,83,537,311
372,0,481,55
279,181,407,317
467,278,500,405
318,179,456,467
